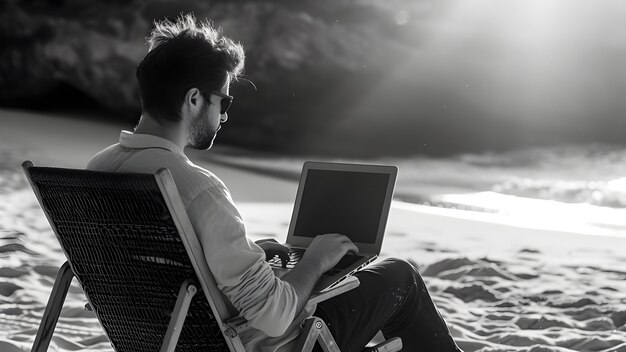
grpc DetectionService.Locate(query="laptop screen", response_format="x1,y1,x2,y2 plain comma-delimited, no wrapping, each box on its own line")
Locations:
292,169,391,244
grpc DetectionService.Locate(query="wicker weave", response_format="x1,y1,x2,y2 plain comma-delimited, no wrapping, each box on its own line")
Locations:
27,166,230,352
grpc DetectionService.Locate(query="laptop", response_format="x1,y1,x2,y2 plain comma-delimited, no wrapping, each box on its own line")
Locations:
269,161,398,292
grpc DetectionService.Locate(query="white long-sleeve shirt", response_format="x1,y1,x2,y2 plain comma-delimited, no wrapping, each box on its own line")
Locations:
87,130,312,351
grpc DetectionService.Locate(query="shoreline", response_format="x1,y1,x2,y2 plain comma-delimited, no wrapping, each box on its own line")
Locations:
2,106,625,240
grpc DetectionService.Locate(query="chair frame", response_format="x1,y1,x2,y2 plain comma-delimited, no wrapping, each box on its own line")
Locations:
23,161,401,352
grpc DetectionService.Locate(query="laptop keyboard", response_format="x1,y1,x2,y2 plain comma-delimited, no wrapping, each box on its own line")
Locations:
268,248,305,269
268,249,366,275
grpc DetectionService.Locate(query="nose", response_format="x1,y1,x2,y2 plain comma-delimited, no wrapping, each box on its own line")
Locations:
220,113,228,123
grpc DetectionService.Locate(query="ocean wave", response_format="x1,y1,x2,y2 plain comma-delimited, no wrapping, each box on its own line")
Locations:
493,177,626,208
431,191,626,237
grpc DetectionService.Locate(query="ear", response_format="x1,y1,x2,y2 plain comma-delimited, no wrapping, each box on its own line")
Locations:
184,88,202,113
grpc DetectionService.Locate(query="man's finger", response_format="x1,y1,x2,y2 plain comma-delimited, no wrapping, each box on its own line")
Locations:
344,242,359,255
279,253,289,268
338,235,355,244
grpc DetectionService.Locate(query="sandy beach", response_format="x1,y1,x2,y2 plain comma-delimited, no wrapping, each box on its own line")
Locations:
1,108,625,352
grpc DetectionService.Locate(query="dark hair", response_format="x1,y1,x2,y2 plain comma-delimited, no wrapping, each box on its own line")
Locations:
136,14,245,123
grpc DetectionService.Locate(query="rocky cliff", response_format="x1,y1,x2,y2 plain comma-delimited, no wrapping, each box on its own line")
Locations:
4,1,618,156
2,0,430,155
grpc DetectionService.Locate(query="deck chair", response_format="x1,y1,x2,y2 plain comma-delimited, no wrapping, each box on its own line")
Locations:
23,161,402,352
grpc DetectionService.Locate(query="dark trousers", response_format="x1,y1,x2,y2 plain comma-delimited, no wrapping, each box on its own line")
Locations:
313,258,462,352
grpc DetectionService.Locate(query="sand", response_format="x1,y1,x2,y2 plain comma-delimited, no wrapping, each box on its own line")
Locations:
1,108,626,352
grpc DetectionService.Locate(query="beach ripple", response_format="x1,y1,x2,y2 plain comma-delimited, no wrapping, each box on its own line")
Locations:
0,268,28,278
0,282,21,297
489,333,552,347
547,297,600,309
611,310,626,328
583,317,615,330
423,257,476,276
444,284,499,303
515,315,575,330
0,340,26,352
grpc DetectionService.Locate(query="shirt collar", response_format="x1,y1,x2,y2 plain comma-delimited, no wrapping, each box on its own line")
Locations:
119,130,184,155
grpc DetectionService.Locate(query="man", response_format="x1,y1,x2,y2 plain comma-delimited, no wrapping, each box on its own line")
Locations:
88,14,462,352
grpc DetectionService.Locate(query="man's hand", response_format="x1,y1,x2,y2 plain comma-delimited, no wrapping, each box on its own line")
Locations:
255,238,289,268
280,233,358,316
299,233,359,275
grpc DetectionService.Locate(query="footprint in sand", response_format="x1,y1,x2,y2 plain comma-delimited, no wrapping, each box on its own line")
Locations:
485,312,516,321
0,243,37,255
600,286,619,292
33,265,62,277
422,257,476,277
547,296,600,309
0,267,28,278
515,315,574,330
583,316,615,330
494,301,516,308
77,335,110,347
0,231,26,241
0,282,21,297
488,333,551,347
50,335,90,351
0,341,26,352
494,286,511,293
443,283,500,302
1,307,23,315
514,272,540,280
426,259,519,282
61,306,97,319
467,265,518,281
610,310,626,328
562,335,625,351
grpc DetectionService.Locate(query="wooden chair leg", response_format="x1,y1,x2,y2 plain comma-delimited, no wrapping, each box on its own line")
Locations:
31,262,74,352
160,279,197,352
296,317,341,352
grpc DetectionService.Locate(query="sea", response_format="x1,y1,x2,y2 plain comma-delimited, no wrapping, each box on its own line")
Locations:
207,143,626,238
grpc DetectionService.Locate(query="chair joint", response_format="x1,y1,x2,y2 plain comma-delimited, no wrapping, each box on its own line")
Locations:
224,316,250,338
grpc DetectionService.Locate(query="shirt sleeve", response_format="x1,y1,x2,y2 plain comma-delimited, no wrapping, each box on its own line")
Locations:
186,185,298,337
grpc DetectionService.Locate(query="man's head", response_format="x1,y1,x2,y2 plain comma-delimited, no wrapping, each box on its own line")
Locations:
136,14,244,149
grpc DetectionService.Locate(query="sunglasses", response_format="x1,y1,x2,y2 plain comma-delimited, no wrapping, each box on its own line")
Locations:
211,91,234,115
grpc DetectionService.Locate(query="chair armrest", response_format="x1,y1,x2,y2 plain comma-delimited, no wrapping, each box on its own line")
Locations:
222,276,359,338
306,276,359,306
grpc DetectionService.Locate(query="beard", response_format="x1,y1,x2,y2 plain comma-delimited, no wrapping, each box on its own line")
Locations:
187,103,218,150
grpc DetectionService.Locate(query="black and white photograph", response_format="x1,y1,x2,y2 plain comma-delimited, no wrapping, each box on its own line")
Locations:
1,1,625,351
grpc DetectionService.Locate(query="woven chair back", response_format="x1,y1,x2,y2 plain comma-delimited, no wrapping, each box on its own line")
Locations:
25,166,230,352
